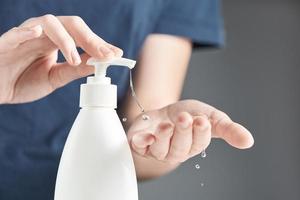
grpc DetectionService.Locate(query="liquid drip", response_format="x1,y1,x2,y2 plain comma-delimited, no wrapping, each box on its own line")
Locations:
129,70,145,113
200,150,207,158
142,114,150,121
129,70,150,121
195,164,200,169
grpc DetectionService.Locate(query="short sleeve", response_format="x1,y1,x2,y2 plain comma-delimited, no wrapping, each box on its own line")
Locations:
153,0,225,48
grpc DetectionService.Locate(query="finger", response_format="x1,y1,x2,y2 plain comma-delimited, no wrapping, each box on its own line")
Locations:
131,133,155,156
149,122,173,160
189,115,211,157
210,110,254,149
48,53,93,90
20,14,81,65
166,112,193,163
57,16,121,60
166,100,254,149
0,25,42,52
18,34,57,55
106,43,123,57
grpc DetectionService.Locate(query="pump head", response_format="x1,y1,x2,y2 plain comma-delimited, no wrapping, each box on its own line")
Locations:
87,57,136,77
80,57,136,108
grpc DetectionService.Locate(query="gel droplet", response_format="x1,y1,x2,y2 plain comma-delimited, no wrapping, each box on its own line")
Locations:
129,70,146,113
142,114,150,121
122,117,127,122
195,164,200,169
200,150,207,158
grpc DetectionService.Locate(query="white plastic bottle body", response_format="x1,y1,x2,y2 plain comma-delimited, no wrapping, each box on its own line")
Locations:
54,108,138,200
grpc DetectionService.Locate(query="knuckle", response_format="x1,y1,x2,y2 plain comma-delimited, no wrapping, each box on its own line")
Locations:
1,27,17,38
61,39,75,50
39,38,56,53
24,17,38,24
42,14,57,23
0,32,9,41
10,27,19,32
68,15,84,25
81,35,97,47
56,34,76,52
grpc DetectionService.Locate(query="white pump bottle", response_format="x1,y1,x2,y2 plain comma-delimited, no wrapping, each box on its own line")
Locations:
54,57,138,200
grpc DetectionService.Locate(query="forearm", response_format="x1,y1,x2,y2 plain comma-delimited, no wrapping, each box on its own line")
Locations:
119,34,192,180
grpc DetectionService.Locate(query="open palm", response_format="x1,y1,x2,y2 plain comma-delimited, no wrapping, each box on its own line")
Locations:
127,99,254,163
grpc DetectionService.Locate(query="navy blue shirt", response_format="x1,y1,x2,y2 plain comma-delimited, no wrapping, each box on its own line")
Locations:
0,0,224,199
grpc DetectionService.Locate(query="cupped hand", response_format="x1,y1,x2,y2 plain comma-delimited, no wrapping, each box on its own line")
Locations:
127,99,254,163
0,15,123,104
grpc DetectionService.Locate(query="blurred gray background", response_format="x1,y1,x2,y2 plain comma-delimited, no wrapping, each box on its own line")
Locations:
138,0,300,199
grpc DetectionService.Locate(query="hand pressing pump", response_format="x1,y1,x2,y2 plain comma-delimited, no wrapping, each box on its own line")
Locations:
54,57,138,200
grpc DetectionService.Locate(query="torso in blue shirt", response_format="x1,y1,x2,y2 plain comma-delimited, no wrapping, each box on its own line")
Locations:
0,0,223,199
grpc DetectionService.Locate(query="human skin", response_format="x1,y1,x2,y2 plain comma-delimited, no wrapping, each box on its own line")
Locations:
0,15,122,104
0,15,254,180
120,34,254,179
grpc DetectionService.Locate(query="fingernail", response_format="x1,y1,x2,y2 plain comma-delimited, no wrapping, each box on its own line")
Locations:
115,48,123,57
99,45,114,57
71,49,81,65
194,116,210,129
178,117,190,129
194,118,204,126
108,44,123,57
195,121,209,132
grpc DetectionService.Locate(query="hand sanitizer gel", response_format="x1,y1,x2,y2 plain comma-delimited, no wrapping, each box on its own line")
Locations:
54,57,138,200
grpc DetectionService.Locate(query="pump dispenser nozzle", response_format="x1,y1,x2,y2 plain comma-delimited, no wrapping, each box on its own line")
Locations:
87,57,136,77
80,57,136,108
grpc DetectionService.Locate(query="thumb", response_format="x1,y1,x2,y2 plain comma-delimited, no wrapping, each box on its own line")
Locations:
212,115,254,149
48,53,94,89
